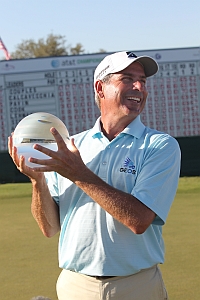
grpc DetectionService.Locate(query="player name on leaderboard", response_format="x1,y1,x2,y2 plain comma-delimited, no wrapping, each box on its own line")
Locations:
0,47,200,151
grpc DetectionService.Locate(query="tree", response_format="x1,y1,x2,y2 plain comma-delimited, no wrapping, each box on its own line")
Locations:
11,34,85,59
98,48,107,53
70,43,85,55
9,34,106,59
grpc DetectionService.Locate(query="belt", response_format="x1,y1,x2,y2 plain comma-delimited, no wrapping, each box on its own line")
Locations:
70,270,116,280
88,275,116,280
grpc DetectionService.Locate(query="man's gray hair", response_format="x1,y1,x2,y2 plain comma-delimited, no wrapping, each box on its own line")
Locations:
94,74,114,110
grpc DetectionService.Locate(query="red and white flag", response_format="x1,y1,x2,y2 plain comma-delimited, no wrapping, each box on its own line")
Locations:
0,37,11,60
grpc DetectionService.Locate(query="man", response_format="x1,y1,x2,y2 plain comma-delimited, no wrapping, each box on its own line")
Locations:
9,51,181,300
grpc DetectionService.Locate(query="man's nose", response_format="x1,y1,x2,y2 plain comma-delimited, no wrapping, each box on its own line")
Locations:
133,80,144,91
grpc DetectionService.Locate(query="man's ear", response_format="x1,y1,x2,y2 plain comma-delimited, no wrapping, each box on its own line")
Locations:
95,80,104,98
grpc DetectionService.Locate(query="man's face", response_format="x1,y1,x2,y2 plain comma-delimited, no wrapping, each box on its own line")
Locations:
100,62,148,122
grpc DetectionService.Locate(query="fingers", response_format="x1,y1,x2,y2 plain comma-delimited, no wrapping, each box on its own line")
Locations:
9,141,20,167
12,147,20,166
8,133,45,180
30,156,53,167
33,127,72,158
31,165,52,172
8,128,80,178
18,154,26,171
50,127,67,150
8,136,13,156
69,137,75,147
67,138,79,154
8,134,26,173
8,134,18,163
32,143,62,165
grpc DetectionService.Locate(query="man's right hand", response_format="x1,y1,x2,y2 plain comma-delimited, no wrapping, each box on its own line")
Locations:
8,134,44,182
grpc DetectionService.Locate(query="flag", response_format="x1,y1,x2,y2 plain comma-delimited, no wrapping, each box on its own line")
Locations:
0,37,11,60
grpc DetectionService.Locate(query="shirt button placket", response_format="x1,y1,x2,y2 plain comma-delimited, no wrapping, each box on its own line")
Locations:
98,146,110,180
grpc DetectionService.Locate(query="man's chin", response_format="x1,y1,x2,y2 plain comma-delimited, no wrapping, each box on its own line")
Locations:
124,105,141,116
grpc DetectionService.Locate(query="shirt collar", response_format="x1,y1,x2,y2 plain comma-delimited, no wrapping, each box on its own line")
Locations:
122,116,145,139
91,116,145,139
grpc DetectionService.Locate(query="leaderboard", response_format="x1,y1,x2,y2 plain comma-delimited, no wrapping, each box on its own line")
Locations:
0,47,200,151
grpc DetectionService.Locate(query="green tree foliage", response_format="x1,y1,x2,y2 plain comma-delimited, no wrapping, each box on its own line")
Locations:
98,48,107,53
70,43,85,55
6,34,107,60
11,34,85,59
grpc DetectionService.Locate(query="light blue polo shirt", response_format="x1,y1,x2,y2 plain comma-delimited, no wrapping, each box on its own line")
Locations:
45,116,181,276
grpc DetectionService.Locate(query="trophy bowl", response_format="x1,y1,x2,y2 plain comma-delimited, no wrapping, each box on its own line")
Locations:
13,112,69,168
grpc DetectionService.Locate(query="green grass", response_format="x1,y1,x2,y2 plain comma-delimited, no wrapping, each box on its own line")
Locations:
0,183,60,300
0,177,200,300
160,177,200,300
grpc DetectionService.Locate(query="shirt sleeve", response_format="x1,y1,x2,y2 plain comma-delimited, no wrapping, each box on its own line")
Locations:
45,171,60,205
132,134,181,225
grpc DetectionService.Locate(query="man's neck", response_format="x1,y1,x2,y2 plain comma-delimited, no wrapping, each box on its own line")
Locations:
100,117,133,141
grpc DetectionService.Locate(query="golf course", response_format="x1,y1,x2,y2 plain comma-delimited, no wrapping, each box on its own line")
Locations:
0,176,199,300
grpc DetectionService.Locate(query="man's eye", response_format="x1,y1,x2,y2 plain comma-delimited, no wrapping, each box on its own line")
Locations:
121,77,146,85
122,77,132,82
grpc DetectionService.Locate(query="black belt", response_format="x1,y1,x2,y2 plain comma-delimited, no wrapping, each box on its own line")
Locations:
70,271,116,280
88,275,116,280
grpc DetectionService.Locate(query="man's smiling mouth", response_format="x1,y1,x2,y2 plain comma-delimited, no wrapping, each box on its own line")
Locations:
127,96,141,103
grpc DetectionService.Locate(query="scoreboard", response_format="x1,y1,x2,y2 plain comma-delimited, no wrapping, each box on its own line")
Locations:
0,47,200,151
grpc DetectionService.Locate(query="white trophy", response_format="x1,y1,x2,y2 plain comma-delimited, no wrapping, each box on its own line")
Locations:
13,112,69,168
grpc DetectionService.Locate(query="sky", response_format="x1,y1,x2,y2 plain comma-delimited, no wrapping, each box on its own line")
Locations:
0,0,200,57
